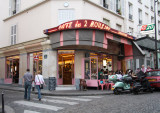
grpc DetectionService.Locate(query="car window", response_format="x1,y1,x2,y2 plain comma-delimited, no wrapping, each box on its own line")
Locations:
146,71,160,76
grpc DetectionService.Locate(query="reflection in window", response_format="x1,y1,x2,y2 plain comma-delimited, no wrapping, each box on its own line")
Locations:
85,59,90,79
91,58,97,80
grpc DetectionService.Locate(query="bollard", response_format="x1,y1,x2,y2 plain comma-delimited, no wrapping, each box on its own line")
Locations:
2,91,4,113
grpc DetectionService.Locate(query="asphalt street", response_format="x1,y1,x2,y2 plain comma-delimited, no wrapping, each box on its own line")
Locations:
0,89,160,113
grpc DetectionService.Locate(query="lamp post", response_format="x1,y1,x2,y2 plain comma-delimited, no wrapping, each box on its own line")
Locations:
154,0,158,69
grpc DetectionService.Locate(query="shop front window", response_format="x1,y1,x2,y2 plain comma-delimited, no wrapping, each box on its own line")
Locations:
84,53,112,80
33,52,42,75
91,58,98,80
6,56,19,83
84,58,90,79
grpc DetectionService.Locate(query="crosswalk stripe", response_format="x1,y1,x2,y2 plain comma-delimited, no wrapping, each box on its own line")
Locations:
33,98,79,105
79,96,103,98
14,100,63,111
24,110,41,113
46,96,92,102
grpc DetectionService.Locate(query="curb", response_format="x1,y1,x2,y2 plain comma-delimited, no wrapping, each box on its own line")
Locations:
0,87,113,96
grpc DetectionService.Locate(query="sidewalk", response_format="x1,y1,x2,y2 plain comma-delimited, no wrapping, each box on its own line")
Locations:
0,85,113,96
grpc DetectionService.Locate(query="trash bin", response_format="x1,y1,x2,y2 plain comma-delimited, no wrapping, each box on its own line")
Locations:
49,77,56,91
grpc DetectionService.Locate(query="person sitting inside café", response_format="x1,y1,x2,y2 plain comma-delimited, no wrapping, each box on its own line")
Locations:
98,69,104,80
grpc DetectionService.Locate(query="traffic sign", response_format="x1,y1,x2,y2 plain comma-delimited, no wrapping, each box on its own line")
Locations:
34,55,39,61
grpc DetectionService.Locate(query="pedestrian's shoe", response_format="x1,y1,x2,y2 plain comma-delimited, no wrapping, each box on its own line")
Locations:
39,98,41,101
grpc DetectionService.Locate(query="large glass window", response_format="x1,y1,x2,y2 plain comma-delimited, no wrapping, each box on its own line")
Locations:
84,53,112,80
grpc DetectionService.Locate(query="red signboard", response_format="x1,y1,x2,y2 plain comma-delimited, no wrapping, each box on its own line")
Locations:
34,55,39,61
44,19,134,40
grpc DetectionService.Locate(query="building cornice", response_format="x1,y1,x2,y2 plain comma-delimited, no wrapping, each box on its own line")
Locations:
3,0,49,21
0,37,48,57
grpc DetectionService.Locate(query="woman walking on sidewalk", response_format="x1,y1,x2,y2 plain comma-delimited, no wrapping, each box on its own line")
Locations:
35,71,46,101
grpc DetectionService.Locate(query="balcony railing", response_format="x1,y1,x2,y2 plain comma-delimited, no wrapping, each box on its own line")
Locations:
129,14,133,20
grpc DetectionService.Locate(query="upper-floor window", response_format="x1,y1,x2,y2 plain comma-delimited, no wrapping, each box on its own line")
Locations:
151,16,154,23
103,18,110,26
145,13,149,24
129,27,134,36
150,0,154,11
116,24,121,31
158,21,160,34
103,0,109,9
138,9,142,25
11,25,17,45
116,0,121,15
58,9,75,25
158,2,160,15
138,0,142,3
128,3,133,20
9,0,20,16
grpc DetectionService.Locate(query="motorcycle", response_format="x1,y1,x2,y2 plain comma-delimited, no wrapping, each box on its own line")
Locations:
109,74,133,95
132,71,153,95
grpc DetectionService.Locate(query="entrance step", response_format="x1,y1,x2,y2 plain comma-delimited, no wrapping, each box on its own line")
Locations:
56,85,76,91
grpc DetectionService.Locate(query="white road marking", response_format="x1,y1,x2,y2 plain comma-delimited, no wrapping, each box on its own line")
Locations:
14,100,63,111
46,96,92,102
33,98,79,105
79,96,103,98
24,110,41,113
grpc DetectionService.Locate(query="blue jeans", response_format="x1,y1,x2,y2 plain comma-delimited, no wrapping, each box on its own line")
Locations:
24,81,32,100
36,85,41,99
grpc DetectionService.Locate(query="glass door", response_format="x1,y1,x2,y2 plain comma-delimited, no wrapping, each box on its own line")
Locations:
58,50,74,85
6,56,19,84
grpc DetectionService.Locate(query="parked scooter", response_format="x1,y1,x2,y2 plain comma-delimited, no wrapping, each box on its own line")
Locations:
132,71,153,95
109,74,133,95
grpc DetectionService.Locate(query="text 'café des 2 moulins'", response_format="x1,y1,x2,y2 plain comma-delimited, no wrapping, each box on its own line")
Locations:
43,19,134,89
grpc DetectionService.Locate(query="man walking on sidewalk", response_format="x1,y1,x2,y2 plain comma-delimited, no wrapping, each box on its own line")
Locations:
22,69,33,101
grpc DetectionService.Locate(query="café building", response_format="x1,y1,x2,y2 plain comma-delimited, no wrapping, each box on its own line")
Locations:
43,19,134,90
0,19,134,90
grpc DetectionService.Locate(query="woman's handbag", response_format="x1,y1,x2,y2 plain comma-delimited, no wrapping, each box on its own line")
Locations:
37,75,43,89
40,84,43,89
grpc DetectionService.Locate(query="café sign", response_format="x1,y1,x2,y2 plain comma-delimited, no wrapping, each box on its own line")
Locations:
44,19,133,40
140,24,155,34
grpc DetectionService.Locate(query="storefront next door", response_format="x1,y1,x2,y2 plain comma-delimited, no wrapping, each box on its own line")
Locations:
58,50,74,85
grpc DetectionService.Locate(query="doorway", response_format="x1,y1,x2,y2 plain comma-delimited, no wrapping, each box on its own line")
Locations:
58,50,74,85
6,56,19,84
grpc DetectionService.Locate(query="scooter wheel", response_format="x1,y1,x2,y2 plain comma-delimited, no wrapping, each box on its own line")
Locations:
133,91,138,95
113,88,120,95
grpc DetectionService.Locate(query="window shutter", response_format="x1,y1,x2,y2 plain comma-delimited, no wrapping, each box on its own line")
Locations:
121,0,125,16
11,26,14,45
11,25,17,45
14,25,16,44
16,0,20,13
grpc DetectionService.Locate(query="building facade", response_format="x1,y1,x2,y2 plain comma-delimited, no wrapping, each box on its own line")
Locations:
0,0,158,90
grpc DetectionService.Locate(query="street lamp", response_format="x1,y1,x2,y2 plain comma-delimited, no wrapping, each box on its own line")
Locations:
154,0,158,69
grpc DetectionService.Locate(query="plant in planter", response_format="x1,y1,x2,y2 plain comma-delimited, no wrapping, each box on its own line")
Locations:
117,9,121,15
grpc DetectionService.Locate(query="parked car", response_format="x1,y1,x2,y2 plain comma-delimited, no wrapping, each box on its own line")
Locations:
145,69,160,89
